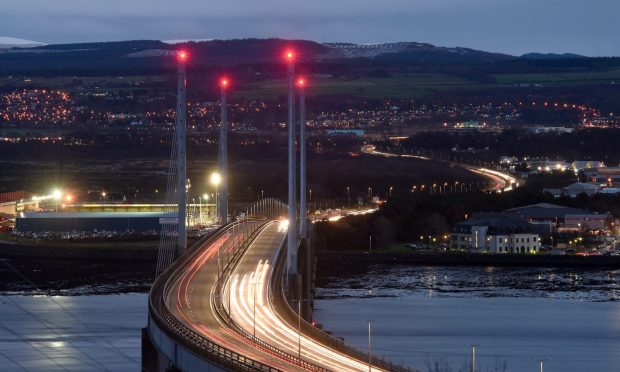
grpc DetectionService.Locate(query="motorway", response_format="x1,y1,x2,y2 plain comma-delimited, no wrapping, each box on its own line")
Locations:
361,145,518,192
163,220,387,371
226,220,384,371
164,221,303,370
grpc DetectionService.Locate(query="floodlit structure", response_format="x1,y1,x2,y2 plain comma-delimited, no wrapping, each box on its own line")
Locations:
286,50,298,276
218,78,229,224
176,51,188,256
298,77,307,238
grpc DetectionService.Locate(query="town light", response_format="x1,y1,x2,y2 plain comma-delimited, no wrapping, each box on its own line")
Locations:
297,78,305,87
52,189,62,200
203,193,209,200
210,172,222,186
220,78,229,88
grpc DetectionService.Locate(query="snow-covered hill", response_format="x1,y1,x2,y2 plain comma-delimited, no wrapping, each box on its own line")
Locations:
0,37,46,49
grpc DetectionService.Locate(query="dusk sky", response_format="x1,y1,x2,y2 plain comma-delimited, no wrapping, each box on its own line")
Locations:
2,0,618,56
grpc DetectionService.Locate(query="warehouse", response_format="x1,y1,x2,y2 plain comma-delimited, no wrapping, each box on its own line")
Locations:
15,211,175,233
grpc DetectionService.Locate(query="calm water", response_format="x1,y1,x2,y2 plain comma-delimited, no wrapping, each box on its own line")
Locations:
315,265,620,372
0,294,145,372
2,266,620,371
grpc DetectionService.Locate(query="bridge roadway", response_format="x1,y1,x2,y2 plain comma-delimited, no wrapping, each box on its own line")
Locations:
162,219,391,371
164,220,301,370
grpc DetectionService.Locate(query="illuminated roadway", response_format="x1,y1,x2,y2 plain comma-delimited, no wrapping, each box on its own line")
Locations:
226,220,385,371
164,221,303,370
162,220,391,371
361,145,519,192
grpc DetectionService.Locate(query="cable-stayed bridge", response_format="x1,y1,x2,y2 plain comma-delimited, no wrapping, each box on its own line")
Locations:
143,50,418,372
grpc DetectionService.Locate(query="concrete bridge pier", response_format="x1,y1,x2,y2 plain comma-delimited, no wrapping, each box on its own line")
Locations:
295,222,316,322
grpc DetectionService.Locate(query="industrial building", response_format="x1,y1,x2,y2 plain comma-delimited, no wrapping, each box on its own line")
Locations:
15,211,175,233
504,203,611,233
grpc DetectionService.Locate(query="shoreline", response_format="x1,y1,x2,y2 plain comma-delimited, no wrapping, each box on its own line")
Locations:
317,251,620,268
0,240,158,261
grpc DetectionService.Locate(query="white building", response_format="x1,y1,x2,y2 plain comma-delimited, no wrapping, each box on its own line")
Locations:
451,214,541,254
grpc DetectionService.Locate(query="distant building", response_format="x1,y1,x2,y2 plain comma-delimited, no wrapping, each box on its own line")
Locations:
504,203,611,233
543,182,599,198
325,129,365,136
571,160,605,173
15,211,174,233
599,187,620,194
451,213,541,254
528,126,574,134
583,167,620,185
525,159,567,173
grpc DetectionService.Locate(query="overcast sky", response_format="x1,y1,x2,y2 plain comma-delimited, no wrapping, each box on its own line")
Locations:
2,0,618,56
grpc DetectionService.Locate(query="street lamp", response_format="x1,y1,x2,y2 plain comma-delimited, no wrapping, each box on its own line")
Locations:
471,344,478,372
291,299,312,359
52,189,62,212
368,320,373,372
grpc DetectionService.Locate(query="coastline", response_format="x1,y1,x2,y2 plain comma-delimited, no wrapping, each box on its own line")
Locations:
317,251,620,268
0,240,158,261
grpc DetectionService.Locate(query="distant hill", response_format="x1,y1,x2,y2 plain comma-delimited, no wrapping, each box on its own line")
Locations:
0,38,618,77
0,37,46,49
325,42,514,64
521,52,586,60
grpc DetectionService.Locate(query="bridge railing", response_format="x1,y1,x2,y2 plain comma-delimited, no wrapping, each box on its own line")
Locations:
271,238,420,372
148,220,283,372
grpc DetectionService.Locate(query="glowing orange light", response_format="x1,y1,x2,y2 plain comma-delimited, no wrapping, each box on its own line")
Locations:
65,194,73,202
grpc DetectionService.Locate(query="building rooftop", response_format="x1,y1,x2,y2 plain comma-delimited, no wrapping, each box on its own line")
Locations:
454,213,537,235
504,203,602,219
20,211,175,219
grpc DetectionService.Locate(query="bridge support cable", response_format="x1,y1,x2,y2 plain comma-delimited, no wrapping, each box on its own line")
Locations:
156,52,187,275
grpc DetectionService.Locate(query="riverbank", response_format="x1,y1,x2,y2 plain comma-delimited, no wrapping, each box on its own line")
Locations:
317,251,620,268
0,239,158,261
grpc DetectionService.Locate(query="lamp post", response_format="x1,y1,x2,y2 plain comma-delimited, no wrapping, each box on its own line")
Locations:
250,279,257,337
52,189,62,212
471,344,478,372
538,359,546,372
291,299,312,360
347,186,350,205
368,320,372,372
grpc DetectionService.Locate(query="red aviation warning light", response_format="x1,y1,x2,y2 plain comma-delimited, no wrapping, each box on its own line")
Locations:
178,50,188,62
220,78,229,88
296,78,306,88
285,50,295,62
